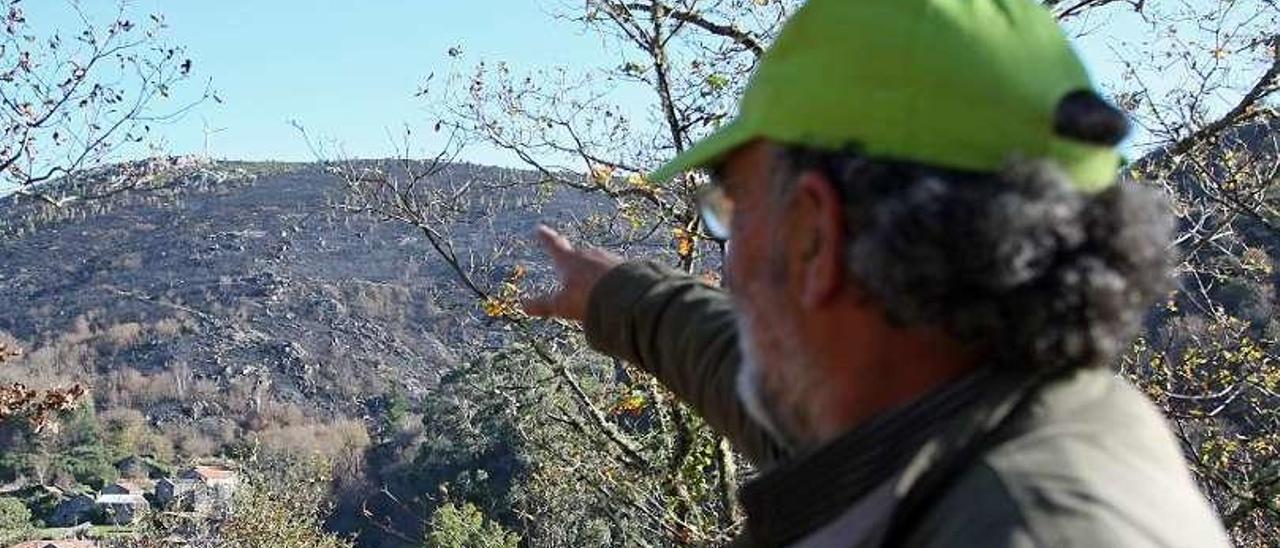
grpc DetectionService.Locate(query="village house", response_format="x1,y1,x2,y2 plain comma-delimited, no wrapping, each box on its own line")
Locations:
182,465,237,493
47,492,95,527
154,477,199,509
94,492,149,525
100,480,148,496
155,465,237,512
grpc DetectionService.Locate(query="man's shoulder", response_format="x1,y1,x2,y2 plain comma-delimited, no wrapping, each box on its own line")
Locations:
939,368,1230,547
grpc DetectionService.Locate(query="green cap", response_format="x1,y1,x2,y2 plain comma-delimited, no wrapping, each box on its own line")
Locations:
650,0,1121,191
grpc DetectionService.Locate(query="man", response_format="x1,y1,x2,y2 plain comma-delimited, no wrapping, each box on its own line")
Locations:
523,0,1229,546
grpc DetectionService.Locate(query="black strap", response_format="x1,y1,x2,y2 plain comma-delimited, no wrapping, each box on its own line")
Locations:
879,370,1063,547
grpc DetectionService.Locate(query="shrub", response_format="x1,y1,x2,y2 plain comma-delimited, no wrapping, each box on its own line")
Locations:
254,419,371,462
100,407,175,463
102,323,145,351
151,317,186,338
17,341,95,379
345,281,410,322
103,368,182,408
173,430,218,458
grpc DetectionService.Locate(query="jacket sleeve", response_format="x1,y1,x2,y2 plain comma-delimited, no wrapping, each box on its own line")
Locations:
583,260,784,466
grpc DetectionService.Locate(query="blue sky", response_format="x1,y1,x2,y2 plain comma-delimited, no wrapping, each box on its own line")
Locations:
27,1,1165,167
33,0,629,165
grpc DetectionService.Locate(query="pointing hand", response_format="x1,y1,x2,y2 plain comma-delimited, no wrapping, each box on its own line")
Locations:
522,225,623,323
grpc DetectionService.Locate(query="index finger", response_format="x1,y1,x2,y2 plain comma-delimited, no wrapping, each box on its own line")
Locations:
535,224,574,259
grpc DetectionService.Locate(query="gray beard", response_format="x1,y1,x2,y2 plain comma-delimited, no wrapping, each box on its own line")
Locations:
734,315,801,454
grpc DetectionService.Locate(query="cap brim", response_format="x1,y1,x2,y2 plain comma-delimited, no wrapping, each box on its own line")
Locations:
649,121,754,183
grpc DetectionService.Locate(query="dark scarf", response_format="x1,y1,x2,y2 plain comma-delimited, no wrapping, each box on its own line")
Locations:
737,368,1001,547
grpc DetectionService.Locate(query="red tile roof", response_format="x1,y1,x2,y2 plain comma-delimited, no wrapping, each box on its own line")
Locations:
189,465,235,481
10,540,99,548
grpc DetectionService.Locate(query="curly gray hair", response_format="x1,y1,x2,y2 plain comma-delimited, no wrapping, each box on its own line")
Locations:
770,147,1174,372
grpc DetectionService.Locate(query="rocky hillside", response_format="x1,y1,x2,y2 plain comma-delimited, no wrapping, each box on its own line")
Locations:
0,160,595,453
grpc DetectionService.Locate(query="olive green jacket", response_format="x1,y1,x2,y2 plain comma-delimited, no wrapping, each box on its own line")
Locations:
584,261,1230,547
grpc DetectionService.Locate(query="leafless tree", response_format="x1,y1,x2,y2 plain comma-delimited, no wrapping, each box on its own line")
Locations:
0,0,209,207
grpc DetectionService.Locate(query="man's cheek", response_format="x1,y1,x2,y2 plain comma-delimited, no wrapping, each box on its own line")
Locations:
721,240,734,292
724,238,751,294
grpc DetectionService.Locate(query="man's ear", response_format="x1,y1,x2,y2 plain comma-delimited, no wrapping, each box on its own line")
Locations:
792,171,844,308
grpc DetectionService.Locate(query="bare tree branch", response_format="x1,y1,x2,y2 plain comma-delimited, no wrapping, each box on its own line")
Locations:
1141,36,1279,164
621,2,764,57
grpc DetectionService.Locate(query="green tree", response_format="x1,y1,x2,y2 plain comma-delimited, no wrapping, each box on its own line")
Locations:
425,502,519,548
382,387,411,434
1,396,117,489
0,496,34,545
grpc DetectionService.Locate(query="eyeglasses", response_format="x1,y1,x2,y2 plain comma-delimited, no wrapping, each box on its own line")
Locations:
696,184,734,242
